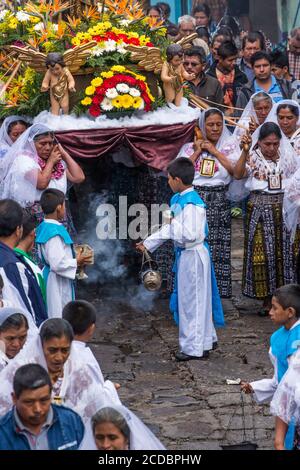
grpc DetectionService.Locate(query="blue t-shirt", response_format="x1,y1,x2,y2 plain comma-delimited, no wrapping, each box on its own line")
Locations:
254,75,283,103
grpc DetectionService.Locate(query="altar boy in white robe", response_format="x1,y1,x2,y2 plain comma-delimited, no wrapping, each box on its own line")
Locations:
36,189,91,318
137,158,224,361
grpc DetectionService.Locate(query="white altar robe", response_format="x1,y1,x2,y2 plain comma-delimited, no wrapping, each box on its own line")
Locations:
38,220,77,318
144,189,217,356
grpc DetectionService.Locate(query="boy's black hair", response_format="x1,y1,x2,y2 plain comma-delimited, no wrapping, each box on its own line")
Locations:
40,189,65,215
273,284,300,318
250,51,271,67
20,210,36,240
270,50,289,70
217,40,238,59
167,158,195,185
13,364,52,398
62,300,97,335
0,199,23,237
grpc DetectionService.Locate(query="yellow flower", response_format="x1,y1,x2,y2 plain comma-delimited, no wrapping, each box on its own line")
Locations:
120,94,134,109
127,32,139,39
111,96,122,109
157,28,167,37
134,74,146,82
91,77,103,87
111,65,126,73
101,71,114,78
85,86,96,96
81,97,92,106
132,97,143,109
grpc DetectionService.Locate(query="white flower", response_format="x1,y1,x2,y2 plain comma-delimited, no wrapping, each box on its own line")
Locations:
0,10,9,21
105,88,118,99
116,83,129,94
34,22,44,32
101,97,113,111
116,44,127,54
104,39,117,52
91,46,104,57
129,88,141,97
119,19,131,27
52,24,59,31
16,11,30,22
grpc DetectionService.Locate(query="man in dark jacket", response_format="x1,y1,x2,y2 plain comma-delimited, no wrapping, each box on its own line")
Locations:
0,199,47,327
207,41,248,114
0,364,84,450
183,46,224,108
236,51,293,114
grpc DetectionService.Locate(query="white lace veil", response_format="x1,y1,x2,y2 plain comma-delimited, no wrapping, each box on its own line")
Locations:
0,306,38,340
0,115,30,150
0,321,120,422
270,348,300,426
198,108,233,151
81,404,165,450
266,99,300,128
233,92,274,142
0,123,53,206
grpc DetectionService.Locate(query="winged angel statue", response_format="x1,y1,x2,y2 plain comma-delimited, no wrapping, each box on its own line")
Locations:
9,41,96,115
126,33,198,106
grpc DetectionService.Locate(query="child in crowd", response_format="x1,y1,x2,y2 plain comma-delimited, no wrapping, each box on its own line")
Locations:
137,158,224,361
62,300,121,403
241,284,300,449
36,189,91,318
14,211,46,305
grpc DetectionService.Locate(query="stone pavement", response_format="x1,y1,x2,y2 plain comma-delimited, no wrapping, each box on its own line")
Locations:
82,218,276,450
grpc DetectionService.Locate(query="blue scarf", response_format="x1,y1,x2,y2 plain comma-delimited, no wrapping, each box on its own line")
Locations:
169,190,225,328
270,323,300,450
36,221,75,300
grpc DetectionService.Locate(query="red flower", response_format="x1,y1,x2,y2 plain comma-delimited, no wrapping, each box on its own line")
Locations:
92,35,102,42
137,81,146,92
105,32,118,41
118,34,128,41
92,95,101,105
89,105,101,117
123,76,136,86
146,42,154,47
96,86,106,96
127,37,140,46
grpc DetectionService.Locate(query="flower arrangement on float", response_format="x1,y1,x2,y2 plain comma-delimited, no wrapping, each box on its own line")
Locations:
80,65,155,118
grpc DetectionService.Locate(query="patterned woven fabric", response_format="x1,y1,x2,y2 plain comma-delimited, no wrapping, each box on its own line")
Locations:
243,192,300,299
195,184,232,298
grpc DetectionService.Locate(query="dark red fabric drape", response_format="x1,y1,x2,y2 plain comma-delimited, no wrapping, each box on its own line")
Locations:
55,121,196,171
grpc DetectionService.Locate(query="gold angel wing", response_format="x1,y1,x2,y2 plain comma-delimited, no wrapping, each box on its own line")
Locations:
125,45,163,74
63,41,97,73
8,45,46,73
176,33,199,50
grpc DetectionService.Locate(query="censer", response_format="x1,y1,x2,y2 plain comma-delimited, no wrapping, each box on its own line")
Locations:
140,249,162,291
74,244,94,280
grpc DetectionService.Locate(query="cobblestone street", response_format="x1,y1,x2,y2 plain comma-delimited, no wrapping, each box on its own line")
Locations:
80,218,276,450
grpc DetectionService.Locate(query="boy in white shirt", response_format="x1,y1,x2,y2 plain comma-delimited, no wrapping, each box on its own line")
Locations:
36,189,91,318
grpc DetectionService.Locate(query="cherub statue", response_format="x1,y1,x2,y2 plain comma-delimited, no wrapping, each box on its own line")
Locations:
125,33,198,107
41,53,76,115
9,41,97,115
161,44,195,106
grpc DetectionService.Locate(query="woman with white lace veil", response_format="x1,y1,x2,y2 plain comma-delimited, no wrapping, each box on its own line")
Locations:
0,115,29,156
234,122,300,314
233,91,274,143
177,108,240,298
0,116,30,180
0,123,84,234
0,318,121,423
81,404,165,450
266,100,300,156
270,347,300,450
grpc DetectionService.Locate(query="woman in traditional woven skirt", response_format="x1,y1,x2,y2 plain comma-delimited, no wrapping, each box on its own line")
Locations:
234,122,300,313
177,108,240,298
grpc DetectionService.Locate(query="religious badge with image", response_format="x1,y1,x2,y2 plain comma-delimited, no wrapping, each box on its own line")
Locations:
200,158,216,177
268,173,282,191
